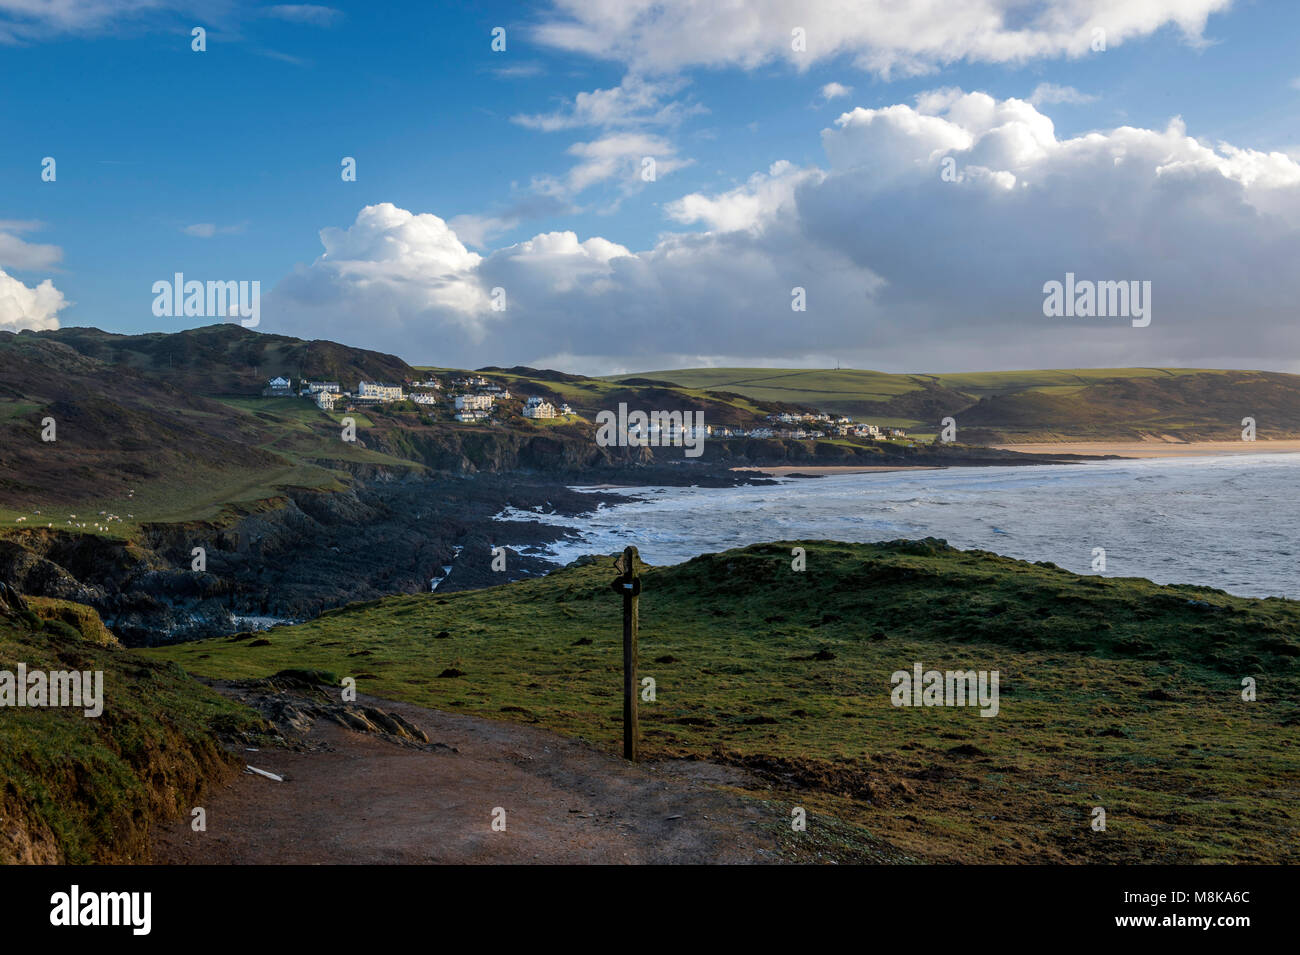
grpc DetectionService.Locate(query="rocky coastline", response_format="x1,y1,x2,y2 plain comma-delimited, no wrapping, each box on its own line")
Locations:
0,464,775,647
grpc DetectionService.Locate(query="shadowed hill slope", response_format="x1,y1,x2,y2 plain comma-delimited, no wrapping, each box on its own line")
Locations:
0,333,289,508
35,323,414,396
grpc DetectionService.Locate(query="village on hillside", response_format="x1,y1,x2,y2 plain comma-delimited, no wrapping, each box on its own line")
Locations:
261,373,906,442
264,373,573,424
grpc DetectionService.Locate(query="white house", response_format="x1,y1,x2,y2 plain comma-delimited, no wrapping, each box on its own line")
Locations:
454,394,494,411
315,391,340,411
522,396,558,419
410,393,439,406
358,381,405,402
268,376,291,390
454,409,490,422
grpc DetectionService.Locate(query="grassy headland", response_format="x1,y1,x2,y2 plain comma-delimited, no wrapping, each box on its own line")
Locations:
149,539,1300,863
0,588,264,863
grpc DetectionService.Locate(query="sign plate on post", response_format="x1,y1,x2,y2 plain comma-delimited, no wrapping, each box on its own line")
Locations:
610,577,642,596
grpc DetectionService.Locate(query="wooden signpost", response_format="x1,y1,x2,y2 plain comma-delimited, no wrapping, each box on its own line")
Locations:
609,546,642,761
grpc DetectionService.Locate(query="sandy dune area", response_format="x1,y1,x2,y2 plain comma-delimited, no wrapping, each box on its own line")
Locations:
993,439,1300,458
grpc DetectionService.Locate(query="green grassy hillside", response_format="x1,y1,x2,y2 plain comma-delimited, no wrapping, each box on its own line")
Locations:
0,588,263,862
0,329,782,529
0,334,420,527
615,366,1300,442
425,363,803,424
38,323,414,397
8,325,1300,543
150,540,1300,863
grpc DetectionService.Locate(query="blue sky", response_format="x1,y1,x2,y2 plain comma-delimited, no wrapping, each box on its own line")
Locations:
3,0,1299,373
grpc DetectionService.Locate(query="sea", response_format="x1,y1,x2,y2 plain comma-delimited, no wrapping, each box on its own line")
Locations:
497,454,1300,599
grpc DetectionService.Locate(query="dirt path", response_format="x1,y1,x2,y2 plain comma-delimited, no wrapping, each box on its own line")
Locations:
152,684,791,864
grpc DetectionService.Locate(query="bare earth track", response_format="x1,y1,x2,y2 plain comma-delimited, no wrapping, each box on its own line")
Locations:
153,686,805,864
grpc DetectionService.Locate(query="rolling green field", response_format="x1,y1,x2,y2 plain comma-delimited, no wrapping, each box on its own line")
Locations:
612,367,924,409
925,367,1214,397
616,366,1224,407
149,539,1300,863
610,366,1300,441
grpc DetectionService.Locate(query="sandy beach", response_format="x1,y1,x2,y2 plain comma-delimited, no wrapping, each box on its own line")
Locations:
994,439,1300,459
733,465,944,476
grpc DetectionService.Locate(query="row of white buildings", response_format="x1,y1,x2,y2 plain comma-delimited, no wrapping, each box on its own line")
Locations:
762,411,904,439
279,376,575,423
766,412,837,425
275,377,899,438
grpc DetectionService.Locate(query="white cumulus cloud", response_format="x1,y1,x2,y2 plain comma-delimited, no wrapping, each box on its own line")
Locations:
266,91,1300,375
272,203,491,341
0,268,67,331
665,160,823,232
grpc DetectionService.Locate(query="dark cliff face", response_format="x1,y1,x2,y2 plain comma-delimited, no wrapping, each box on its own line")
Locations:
369,424,639,473
0,476,626,647
368,418,1044,473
